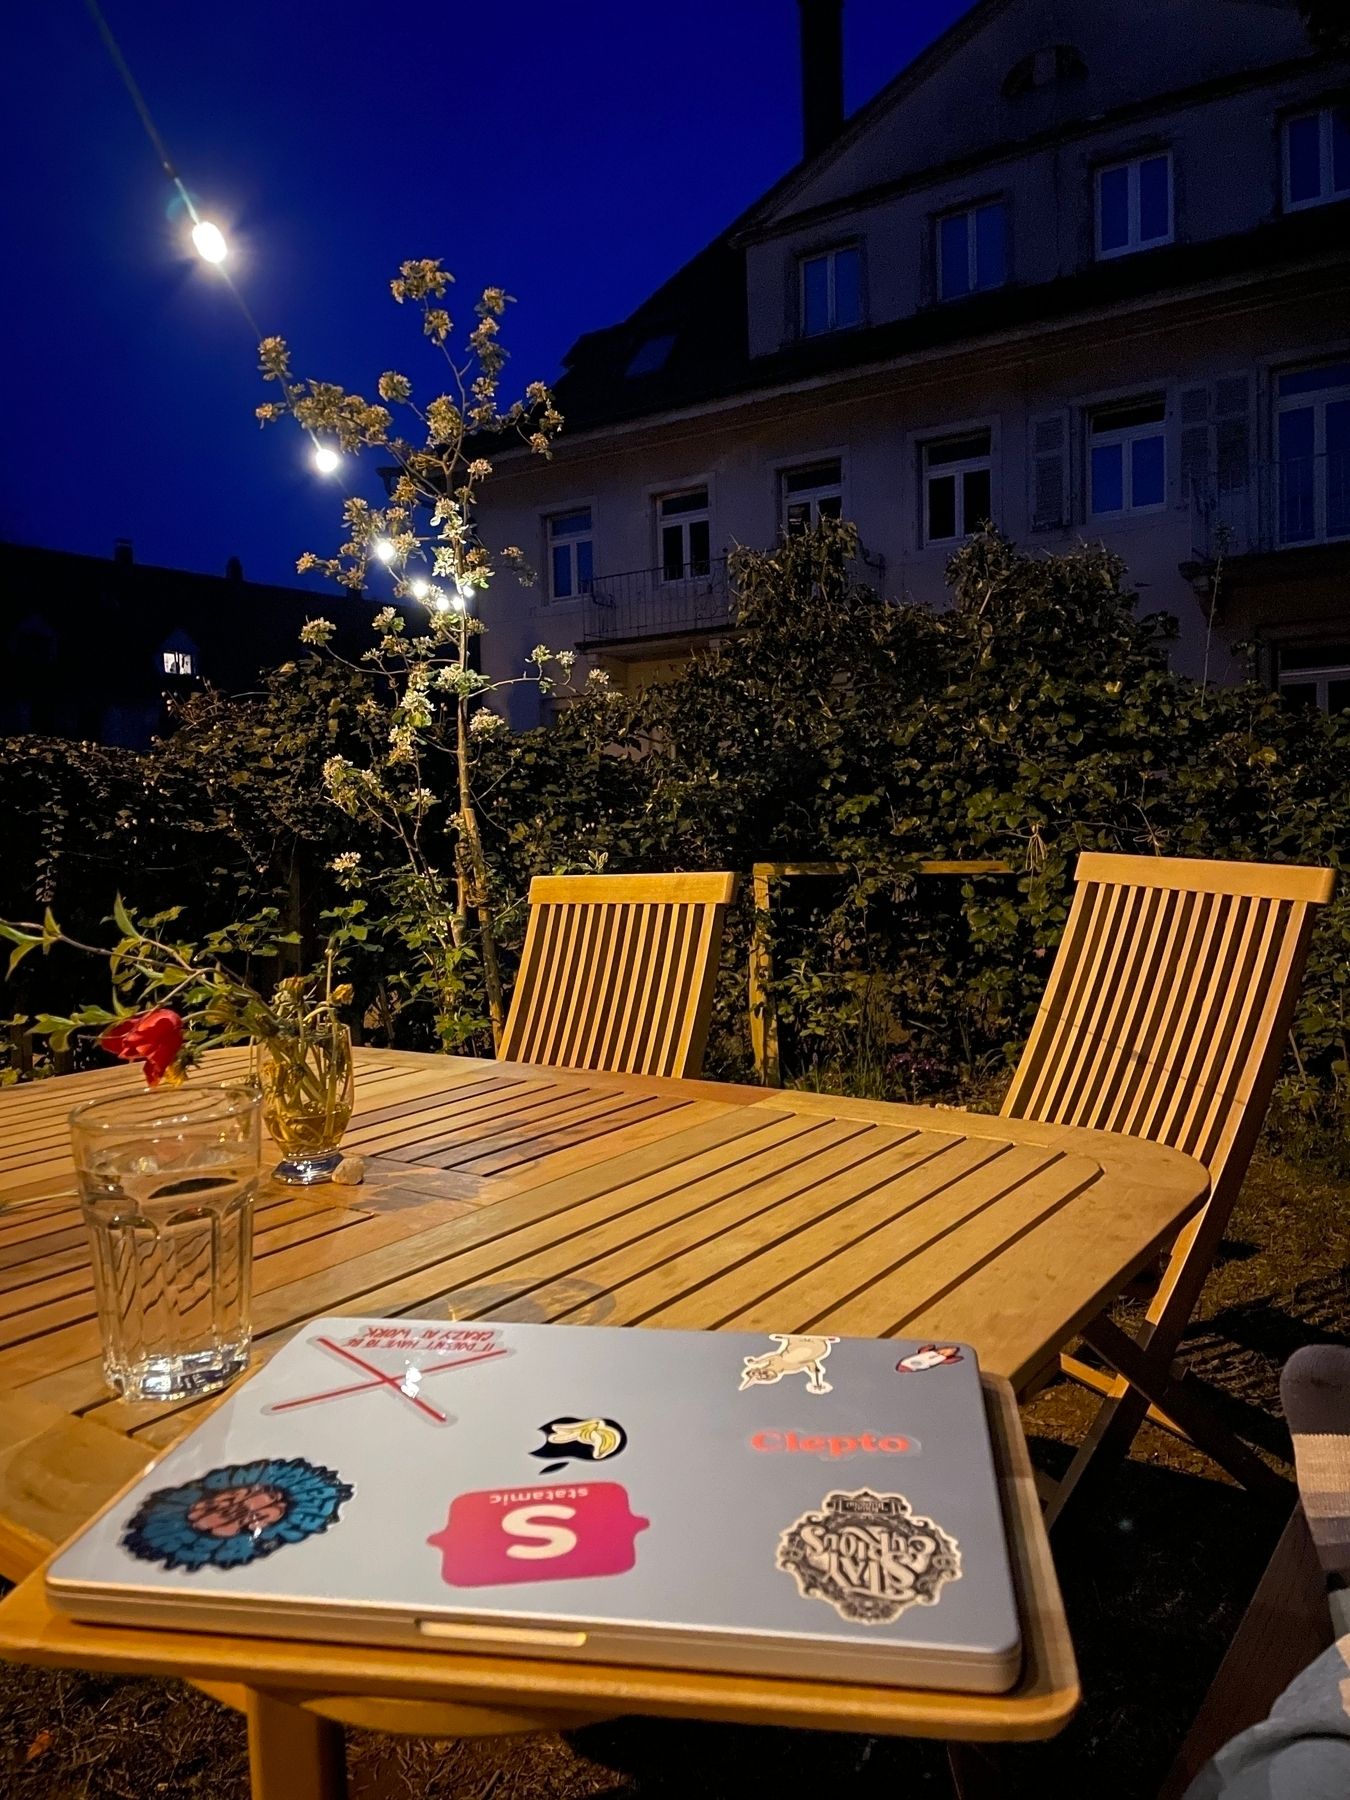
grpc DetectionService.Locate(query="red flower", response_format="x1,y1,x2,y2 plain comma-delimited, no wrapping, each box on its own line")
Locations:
98,1009,185,1087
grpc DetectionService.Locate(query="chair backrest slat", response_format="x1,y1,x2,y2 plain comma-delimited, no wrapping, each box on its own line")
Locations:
1003,854,1334,1215
500,873,740,1079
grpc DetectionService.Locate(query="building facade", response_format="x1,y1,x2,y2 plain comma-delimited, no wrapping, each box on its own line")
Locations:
473,0,1350,727
0,540,376,749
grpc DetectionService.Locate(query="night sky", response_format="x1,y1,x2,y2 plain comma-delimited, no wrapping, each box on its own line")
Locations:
1,1,966,591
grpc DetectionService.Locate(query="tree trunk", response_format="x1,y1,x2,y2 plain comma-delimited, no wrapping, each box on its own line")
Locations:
456,698,505,1048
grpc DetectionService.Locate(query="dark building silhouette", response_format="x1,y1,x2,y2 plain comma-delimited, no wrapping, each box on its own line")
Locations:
0,540,383,749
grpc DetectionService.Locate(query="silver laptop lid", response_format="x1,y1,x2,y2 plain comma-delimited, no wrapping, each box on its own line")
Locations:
49,1318,1021,1691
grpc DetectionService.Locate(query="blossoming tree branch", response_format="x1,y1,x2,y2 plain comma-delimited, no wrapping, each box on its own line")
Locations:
255,259,604,1049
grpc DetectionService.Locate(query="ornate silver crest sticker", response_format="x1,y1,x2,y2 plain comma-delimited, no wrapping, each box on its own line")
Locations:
777,1487,961,1624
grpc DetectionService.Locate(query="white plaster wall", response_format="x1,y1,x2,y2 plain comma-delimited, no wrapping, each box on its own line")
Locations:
474,281,1347,724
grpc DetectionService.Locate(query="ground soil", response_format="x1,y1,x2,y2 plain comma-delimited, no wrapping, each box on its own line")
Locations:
1,1148,1345,1800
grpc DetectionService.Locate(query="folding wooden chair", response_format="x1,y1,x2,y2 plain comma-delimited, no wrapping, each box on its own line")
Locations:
500,873,741,1079
1001,853,1336,1527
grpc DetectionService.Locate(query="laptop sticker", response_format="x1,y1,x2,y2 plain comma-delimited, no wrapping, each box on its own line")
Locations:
751,1429,917,1460
429,1482,650,1587
122,1457,353,1573
739,1333,839,1395
531,1416,627,1475
895,1344,963,1374
777,1488,961,1624
265,1327,512,1425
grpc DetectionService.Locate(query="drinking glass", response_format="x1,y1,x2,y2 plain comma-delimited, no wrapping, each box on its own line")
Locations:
70,1084,261,1401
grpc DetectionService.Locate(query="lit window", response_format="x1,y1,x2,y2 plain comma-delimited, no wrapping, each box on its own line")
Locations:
1284,106,1350,210
781,459,844,534
161,650,196,676
1096,154,1172,258
937,202,1007,300
922,431,993,545
657,487,711,582
1276,363,1350,545
1090,398,1166,515
546,508,594,601
800,245,861,336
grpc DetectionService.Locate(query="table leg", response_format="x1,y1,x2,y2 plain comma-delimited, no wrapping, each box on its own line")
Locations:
245,1688,347,1800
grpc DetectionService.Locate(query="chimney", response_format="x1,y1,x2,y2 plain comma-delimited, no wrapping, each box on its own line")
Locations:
113,538,134,566
797,0,844,161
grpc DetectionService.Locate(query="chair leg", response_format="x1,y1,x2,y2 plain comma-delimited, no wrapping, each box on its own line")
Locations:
1048,1316,1293,1533
245,1689,348,1800
946,1742,1004,1798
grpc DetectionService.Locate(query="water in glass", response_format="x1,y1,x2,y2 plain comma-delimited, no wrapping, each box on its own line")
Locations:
70,1084,262,1401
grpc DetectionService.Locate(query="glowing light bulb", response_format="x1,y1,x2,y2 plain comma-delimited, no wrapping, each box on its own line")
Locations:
450,592,466,612
456,582,475,602
312,445,340,476
372,537,395,564
409,578,430,600
191,220,228,263
431,592,452,612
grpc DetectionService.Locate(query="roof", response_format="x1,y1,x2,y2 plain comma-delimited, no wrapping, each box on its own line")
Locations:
542,0,1339,444
547,204,1350,441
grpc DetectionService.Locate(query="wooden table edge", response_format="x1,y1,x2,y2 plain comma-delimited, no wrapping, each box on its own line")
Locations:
0,1376,1078,1743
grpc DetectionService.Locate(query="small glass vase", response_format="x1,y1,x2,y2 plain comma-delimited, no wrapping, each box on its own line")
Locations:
258,1022,354,1185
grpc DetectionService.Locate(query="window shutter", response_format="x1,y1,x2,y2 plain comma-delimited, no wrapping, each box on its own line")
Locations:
1178,383,1211,511
1029,410,1070,530
1214,375,1251,495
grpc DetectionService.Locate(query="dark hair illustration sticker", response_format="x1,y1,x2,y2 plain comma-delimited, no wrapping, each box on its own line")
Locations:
895,1344,963,1374
777,1487,961,1624
739,1333,839,1395
122,1457,353,1572
429,1482,650,1587
531,1416,627,1474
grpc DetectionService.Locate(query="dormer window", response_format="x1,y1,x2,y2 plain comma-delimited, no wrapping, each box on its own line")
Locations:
800,245,861,336
1096,153,1172,258
937,202,1007,300
1284,106,1350,211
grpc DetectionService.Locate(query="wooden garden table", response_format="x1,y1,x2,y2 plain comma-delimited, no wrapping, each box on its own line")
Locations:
0,1046,1209,1798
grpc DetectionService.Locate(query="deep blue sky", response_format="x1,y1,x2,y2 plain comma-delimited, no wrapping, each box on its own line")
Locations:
1,1,966,590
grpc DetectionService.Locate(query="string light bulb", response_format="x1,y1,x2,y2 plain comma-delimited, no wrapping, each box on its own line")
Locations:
431,592,452,612
372,537,395,564
409,578,430,600
190,220,228,263
312,445,340,475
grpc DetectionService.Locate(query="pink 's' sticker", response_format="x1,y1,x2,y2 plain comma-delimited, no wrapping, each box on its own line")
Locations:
428,1482,650,1587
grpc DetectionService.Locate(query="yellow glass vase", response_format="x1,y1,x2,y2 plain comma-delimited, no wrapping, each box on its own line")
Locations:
259,1023,354,1185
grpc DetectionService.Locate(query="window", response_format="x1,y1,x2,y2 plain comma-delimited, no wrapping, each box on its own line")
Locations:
1278,651,1350,715
161,649,196,676
1277,363,1350,545
625,333,676,377
1090,397,1166,515
800,245,861,336
781,459,843,533
937,202,1007,300
547,508,594,601
1096,153,1172,257
1284,106,1350,210
657,487,711,581
922,431,993,545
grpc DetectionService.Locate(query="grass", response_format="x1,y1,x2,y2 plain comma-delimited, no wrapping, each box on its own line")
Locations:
1,1148,1345,1799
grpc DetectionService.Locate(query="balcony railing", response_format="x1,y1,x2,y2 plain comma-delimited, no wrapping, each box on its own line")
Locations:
1188,453,1350,562
580,558,732,648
